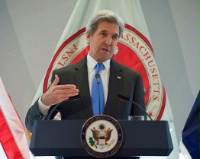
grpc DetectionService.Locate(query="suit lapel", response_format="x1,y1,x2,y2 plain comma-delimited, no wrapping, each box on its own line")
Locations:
105,59,123,113
73,57,93,116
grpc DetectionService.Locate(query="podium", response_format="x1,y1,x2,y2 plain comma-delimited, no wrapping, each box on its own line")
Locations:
30,120,173,158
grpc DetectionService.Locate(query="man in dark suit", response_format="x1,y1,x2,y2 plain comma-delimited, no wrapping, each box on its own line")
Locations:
25,10,146,133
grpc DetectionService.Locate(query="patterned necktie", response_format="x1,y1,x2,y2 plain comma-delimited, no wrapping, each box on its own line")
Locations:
91,63,105,116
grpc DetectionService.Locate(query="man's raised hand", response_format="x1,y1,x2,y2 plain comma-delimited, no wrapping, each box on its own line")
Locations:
41,75,79,106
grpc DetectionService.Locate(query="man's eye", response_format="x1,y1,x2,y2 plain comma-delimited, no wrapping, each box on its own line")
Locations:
101,32,107,36
112,35,118,40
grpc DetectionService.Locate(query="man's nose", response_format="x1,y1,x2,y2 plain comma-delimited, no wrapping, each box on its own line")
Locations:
105,36,112,45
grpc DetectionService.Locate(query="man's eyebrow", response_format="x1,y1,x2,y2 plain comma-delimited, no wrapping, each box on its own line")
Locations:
113,33,119,37
100,30,119,37
100,30,107,33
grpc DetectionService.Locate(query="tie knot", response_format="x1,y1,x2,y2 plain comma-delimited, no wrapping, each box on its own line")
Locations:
95,63,104,74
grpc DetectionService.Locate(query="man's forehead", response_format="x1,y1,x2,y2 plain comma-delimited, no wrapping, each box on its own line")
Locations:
96,22,119,35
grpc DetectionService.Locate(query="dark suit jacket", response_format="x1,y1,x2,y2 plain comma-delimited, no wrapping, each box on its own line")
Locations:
25,56,145,132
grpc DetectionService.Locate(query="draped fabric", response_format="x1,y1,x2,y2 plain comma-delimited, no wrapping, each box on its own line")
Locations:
180,91,199,159
0,77,32,159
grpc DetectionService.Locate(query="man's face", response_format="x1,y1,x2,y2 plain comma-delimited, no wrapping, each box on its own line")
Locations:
87,21,119,62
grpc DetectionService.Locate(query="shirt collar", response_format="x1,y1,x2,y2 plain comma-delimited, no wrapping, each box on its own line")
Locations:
87,54,110,72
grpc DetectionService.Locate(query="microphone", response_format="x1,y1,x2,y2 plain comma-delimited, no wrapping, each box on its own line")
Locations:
96,74,100,84
42,95,81,120
95,73,101,114
118,95,153,121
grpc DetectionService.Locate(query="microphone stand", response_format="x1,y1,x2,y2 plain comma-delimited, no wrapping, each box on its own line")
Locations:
118,95,153,121
42,101,65,120
42,95,80,120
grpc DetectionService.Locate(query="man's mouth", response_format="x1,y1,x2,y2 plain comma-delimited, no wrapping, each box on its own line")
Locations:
102,48,109,52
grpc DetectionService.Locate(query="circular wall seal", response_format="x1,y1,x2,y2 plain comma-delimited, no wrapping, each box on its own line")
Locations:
80,115,123,158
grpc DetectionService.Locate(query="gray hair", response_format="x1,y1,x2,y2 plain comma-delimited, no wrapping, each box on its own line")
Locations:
86,10,124,38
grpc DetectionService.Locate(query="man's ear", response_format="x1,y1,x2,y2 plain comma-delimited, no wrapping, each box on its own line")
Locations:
113,46,119,55
86,33,90,43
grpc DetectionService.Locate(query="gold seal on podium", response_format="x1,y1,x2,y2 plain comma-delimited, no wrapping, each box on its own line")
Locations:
80,115,123,158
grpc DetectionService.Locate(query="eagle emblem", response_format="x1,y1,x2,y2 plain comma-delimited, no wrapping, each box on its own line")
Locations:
81,115,123,158
89,123,115,149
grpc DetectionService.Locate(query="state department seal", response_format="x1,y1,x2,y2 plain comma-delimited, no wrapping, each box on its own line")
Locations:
80,115,123,158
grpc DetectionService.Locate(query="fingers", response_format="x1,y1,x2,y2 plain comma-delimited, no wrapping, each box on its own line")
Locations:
51,74,59,86
55,84,77,90
51,85,79,99
41,75,79,106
